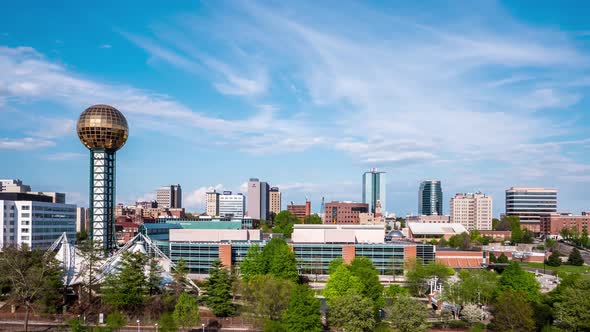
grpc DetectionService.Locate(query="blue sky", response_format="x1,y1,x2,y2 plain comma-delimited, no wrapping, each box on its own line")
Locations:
0,0,589,217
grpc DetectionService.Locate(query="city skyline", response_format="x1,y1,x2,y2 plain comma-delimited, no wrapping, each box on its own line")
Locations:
1,1,589,217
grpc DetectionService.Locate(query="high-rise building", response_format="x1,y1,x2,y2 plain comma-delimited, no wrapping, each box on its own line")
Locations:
219,191,246,218
506,187,557,232
362,169,386,214
269,187,281,216
450,193,492,231
206,191,220,216
288,200,311,220
419,180,443,215
76,207,88,233
156,184,182,209
323,201,369,224
77,104,129,250
246,178,269,220
0,192,76,250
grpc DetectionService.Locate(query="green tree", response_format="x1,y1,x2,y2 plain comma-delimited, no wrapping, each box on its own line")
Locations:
105,311,127,332
204,260,235,317
349,257,384,311
273,211,299,237
282,284,323,332
239,244,266,282
328,258,344,275
158,312,178,332
147,254,163,295
77,240,105,314
460,304,484,324
0,245,63,332
553,278,590,331
452,269,498,305
405,260,454,296
581,228,589,248
264,238,299,282
568,247,584,266
328,293,376,332
494,253,509,273
241,275,294,324
498,262,541,303
490,290,535,332
489,252,497,263
323,265,364,305
546,250,561,267
387,296,429,332
384,284,409,301
171,258,189,297
102,251,148,315
303,214,322,224
173,292,200,332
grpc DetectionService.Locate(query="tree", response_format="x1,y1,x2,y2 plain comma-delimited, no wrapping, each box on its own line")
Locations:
498,262,541,303
452,269,498,305
323,265,363,305
264,238,299,282
448,232,472,250
568,247,584,266
328,258,344,275
273,211,299,237
349,257,384,311
460,304,484,324
553,278,590,331
77,240,104,314
147,254,163,295
102,251,148,315
490,290,535,332
171,258,189,296
494,253,509,273
204,260,235,317
282,284,323,332
384,284,409,301
328,293,376,332
303,214,322,224
0,245,63,332
546,250,561,267
158,312,178,332
105,311,127,331
581,228,589,248
489,252,497,263
173,292,200,332
241,275,294,325
386,296,429,332
240,244,266,282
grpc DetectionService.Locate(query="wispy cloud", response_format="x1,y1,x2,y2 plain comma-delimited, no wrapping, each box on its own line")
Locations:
43,152,85,161
0,137,55,150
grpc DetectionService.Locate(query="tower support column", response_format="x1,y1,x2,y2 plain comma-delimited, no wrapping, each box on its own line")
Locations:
89,149,116,251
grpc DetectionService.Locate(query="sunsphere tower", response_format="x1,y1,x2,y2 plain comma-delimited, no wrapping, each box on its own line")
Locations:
77,105,128,251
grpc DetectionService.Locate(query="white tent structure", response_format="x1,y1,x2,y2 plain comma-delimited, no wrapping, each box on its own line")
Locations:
46,232,199,292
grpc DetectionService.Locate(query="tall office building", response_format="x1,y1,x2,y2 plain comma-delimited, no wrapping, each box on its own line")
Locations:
0,179,31,193
156,184,182,209
246,178,269,220
419,180,443,215
206,190,220,216
77,104,128,250
269,187,281,216
362,169,386,214
76,207,88,233
506,187,557,232
219,191,246,218
0,192,76,250
450,193,492,231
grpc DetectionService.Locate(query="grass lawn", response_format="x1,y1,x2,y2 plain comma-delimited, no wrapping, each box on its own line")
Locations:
521,262,590,274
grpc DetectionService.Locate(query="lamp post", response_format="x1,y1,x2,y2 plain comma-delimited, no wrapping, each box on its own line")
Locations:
202,323,205,332
136,319,140,332
155,323,158,332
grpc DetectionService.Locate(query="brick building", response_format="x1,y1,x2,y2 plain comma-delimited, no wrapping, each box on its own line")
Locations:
323,201,369,224
540,213,590,238
287,200,311,220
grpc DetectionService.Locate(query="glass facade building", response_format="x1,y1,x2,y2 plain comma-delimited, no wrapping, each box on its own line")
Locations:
419,180,443,216
505,187,557,231
362,169,386,214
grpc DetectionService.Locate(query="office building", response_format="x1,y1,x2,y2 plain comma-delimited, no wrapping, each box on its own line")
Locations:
450,193,492,230
0,192,76,250
505,187,557,232
407,222,468,241
0,179,31,193
206,191,220,216
540,213,590,238
156,184,182,209
269,187,281,216
77,104,129,250
76,207,88,233
419,180,443,215
246,178,269,220
219,191,245,218
406,214,450,224
323,201,369,224
362,169,386,214
288,200,311,220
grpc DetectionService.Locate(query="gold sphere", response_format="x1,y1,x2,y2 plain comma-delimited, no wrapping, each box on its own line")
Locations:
77,104,129,150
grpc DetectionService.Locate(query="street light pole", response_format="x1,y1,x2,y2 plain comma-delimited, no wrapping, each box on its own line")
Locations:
155,323,158,332
136,319,140,332
202,323,205,332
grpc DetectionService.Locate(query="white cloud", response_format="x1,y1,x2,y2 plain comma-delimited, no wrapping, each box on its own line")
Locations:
184,184,224,210
0,137,55,150
99,44,112,49
43,152,85,161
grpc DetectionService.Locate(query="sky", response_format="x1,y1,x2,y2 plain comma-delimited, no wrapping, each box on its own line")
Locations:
0,0,589,217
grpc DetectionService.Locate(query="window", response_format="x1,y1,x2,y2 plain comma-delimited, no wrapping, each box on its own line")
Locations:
21,228,29,233
22,206,30,210
21,213,30,218
21,236,29,240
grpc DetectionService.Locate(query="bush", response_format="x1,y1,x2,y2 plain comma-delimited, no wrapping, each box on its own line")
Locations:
469,322,486,332
546,250,561,267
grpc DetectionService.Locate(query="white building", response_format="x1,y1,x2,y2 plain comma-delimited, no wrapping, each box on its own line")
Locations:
1,193,76,250
292,224,386,244
406,222,468,240
0,179,31,193
76,207,88,233
219,192,245,218
406,214,450,224
206,191,220,216
450,193,492,231
156,184,182,209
